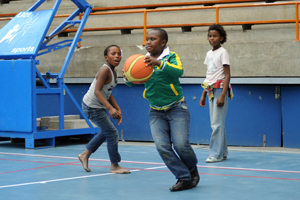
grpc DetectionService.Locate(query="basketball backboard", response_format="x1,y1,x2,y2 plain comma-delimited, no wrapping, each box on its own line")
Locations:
0,9,54,59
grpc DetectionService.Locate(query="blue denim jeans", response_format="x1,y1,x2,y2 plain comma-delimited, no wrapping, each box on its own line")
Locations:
208,88,228,159
82,102,121,164
149,100,198,180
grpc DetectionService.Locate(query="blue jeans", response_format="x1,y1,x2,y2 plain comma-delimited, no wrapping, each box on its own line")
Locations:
208,88,228,159
149,101,198,180
82,102,121,164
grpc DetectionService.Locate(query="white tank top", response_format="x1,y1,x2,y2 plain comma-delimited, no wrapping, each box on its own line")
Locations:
83,64,117,109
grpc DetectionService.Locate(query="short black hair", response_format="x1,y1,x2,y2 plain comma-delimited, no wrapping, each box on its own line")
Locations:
104,45,120,56
150,28,168,44
208,24,227,44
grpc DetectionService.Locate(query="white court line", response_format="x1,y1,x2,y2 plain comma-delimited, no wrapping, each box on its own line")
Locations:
198,166,300,174
1,152,300,174
0,166,167,189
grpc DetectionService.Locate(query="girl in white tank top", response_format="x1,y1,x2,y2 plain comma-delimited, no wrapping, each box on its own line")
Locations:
83,64,117,109
78,45,130,174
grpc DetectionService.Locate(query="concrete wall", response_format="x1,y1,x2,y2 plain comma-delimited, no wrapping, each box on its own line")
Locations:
34,28,300,78
1,0,299,79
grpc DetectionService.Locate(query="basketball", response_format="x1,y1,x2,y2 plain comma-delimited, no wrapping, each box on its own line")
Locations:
123,54,153,84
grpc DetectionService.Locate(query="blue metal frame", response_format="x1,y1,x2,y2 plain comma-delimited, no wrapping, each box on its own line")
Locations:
0,0,99,148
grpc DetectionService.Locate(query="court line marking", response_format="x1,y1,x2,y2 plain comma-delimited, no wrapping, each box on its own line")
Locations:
2,158,299,182
0,157,169,175
1,152,300,174
1,164,299,189
0,152,163,165
1,154,300,188
2,158,300,180
198,173,300,181
0,158,67,165
0,158,80,175
0,166,166,189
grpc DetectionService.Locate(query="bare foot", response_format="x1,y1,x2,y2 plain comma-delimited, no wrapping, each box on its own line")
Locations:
110,163,131,174
78,153,91,172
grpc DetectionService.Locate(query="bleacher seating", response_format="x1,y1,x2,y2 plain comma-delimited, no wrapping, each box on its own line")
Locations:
0,0,298,78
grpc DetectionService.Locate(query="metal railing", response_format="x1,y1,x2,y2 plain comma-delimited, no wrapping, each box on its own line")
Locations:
91,0,272,11
0,1,299,44
85,1,300,43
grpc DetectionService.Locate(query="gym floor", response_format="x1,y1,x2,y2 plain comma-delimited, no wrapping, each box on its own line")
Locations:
0,140,299,200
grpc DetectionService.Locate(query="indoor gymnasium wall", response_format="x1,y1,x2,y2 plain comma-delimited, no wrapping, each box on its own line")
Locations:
0,0,299,148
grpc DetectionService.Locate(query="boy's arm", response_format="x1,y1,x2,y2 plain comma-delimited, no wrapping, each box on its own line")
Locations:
160,52,183,78
124,80,135,87
122,69,135,87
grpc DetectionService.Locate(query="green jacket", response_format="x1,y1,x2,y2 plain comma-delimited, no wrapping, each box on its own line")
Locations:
126,47,184,110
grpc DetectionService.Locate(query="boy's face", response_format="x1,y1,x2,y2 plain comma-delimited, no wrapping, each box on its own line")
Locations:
105,46,122,67
208,30,223,48
145,30,166,56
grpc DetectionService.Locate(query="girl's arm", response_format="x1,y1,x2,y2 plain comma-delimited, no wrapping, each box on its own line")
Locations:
217,65,231,107
199,90,207,107
94,67,120,119
108,94,122,125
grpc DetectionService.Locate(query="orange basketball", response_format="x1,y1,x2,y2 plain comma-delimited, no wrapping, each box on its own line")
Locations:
123,54,153,84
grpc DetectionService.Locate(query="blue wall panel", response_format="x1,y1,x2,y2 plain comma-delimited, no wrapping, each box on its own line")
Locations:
111,84,153,141
36,85,89,118
37,94,59,118
0,60,33,132
36,84,282,147
179,85,211,144
64,85,90,117
281,86,300,148
225,85,281,147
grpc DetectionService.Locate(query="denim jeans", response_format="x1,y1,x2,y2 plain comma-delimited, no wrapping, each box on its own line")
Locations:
149,100,198,180
82,102,121,164
208,88,228,159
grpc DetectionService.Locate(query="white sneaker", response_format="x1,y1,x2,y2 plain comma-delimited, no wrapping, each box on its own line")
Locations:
206,156,222,163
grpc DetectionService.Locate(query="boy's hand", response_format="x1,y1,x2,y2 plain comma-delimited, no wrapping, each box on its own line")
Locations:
144,55,160,67
122,69,128,81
